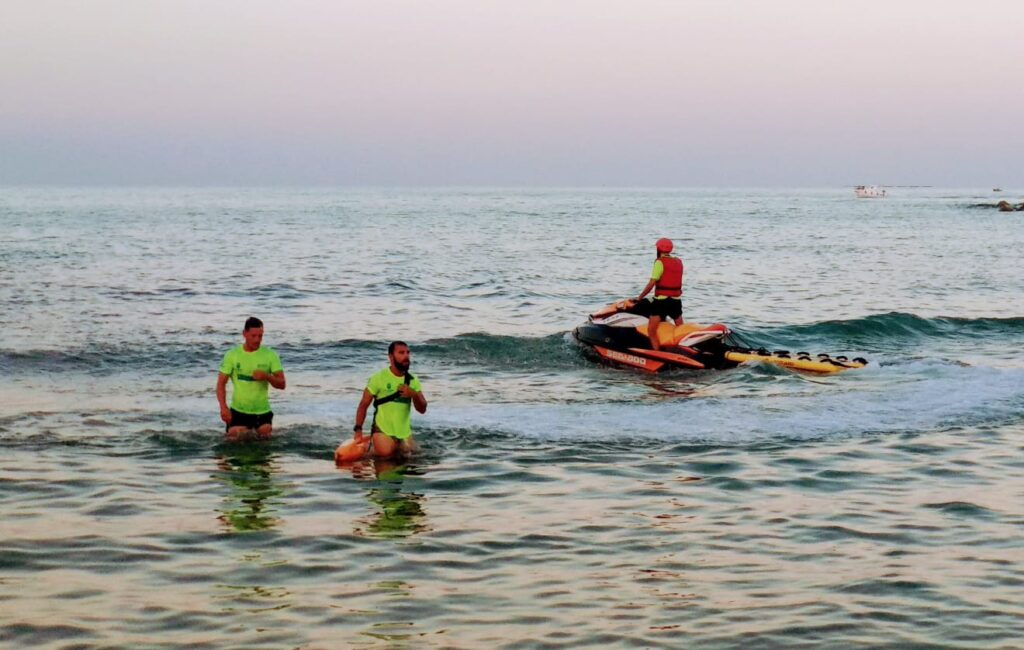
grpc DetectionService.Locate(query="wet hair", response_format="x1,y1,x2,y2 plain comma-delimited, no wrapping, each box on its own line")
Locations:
243,317,264,331
388,340,408,355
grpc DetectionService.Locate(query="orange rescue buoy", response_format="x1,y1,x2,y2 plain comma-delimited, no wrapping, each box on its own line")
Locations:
334,433,369,464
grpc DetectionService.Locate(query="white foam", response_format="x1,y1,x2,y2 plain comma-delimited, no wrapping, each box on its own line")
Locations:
423,361,1024,444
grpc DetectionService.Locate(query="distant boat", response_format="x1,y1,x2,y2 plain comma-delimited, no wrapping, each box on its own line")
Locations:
854,185,887,198
993,188,1003,192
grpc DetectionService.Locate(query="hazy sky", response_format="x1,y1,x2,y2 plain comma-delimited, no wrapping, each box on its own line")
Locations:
2,1,1021,186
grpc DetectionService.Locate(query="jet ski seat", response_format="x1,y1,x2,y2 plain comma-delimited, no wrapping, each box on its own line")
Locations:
636,322,709,348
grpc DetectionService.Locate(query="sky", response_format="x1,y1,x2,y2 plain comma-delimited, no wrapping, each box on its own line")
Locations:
1,0,1022,186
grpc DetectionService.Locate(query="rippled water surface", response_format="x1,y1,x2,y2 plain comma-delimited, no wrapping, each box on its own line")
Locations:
2,187,1023,648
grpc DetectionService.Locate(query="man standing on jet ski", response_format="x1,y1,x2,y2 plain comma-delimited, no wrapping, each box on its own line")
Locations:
635,238,684,351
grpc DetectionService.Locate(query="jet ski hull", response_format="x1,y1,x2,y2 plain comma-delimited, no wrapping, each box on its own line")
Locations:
573,321,737,372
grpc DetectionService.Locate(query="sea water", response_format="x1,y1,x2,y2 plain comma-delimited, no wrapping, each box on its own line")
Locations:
1,187,1022,648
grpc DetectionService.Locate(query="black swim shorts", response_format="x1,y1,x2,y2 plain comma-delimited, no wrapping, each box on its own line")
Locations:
226,409,274,432
649,298,682,320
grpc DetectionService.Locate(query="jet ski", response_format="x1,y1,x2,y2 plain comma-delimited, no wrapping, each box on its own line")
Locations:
573,299,867,374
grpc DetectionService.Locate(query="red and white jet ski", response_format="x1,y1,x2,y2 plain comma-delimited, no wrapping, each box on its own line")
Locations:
573,300,867,373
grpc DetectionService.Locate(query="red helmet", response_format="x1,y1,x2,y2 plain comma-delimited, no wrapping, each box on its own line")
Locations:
655,238,673,253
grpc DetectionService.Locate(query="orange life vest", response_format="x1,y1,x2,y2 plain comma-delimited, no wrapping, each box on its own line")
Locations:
654,255,683,298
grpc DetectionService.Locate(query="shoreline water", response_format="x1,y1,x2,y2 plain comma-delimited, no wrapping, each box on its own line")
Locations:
2,187,1022,647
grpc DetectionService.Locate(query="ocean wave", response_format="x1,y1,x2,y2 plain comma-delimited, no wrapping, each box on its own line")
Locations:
750,312,1024,351
419,332,581,370
3,313,1021,376
0,344,223,375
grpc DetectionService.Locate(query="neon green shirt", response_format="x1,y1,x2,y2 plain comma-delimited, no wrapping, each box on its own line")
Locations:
219,345,283,414
367,367,423,440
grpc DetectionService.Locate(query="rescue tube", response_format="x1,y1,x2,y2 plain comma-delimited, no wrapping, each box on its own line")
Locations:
335,434,369,463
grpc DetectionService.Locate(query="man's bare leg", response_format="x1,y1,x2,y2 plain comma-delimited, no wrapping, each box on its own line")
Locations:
648,315,662,351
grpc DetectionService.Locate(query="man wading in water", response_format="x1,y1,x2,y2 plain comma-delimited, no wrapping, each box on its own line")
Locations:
350,341,427,458
216,317,286,439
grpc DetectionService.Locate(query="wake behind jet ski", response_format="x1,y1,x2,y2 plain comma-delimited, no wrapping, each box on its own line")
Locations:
573,299,867,374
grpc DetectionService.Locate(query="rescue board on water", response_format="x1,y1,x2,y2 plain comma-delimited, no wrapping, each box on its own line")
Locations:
724,350,867,374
